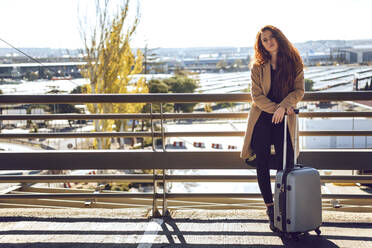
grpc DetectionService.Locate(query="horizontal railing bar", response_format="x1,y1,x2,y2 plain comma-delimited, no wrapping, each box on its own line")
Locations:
0,113,246,121
166,131,245,137
166,175,372,183
0,92,371,104
302,91,372,101
165,193,372,200
19,187,370,206
163,131,372,137
299,112,372,118
0,113,246,120
0,200,368,211
0,93,250,104
0,175,371,183
0,131,244,139
1,193,370,200
0,175,156,183
1,130,372,139
320,175,372,183
1,150,372,170
0,112,372,121
0,199,150,209
299,130,372,136
0,113,153,120
0,193,154,199
0,132,154,139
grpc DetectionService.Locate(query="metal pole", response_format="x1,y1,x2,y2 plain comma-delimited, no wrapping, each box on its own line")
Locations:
150,104,155,151
160,103,165,152
283,115,287,170
150,103,162,217
162,170,169,216
160,103,169,216
352,116,355,149
352,115,355,176
294,112,298,165
152,170,161,217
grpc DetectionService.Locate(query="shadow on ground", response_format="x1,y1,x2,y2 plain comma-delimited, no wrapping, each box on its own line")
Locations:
1,215,371,247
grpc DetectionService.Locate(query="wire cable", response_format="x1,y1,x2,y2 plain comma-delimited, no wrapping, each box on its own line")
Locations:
0,38,81,87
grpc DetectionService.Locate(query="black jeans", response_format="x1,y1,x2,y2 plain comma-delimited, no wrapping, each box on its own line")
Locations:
251,111,294,205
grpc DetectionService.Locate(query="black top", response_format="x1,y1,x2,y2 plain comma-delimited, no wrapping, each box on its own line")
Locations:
267,65,283,104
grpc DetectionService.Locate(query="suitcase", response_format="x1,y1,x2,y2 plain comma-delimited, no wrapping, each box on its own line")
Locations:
273,110,322,239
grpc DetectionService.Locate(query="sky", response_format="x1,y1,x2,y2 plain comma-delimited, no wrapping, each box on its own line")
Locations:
0,0,371,49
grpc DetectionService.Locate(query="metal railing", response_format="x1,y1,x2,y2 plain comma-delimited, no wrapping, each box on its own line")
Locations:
1,92,372,216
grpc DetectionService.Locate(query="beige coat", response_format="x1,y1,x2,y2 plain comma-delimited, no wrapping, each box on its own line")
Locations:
240,62,304,160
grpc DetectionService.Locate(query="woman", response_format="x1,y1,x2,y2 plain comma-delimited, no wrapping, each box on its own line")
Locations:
240,25,304,231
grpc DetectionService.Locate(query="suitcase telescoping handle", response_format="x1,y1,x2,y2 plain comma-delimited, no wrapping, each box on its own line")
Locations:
283,109,299,170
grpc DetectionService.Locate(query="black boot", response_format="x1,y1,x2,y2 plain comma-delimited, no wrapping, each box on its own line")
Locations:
266,205,279,232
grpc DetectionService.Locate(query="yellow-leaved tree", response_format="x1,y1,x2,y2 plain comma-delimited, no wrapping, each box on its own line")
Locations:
80,0,148,149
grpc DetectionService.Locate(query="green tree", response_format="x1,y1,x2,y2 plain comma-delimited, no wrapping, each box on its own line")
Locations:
140,79,172,131
79,0,148,149
164,75,199,113
305,78,315,91
165,76,197,93
148,79,168,93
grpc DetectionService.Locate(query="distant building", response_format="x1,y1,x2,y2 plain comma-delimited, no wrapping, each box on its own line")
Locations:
302,52,331,66
176,56,249,73
331,45,372,64
0,62,85,80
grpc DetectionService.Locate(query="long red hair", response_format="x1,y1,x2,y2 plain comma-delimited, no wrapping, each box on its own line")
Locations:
252,25,303,100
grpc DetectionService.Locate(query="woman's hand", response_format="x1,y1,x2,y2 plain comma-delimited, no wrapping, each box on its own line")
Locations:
286,107,294,115
272,106,286,124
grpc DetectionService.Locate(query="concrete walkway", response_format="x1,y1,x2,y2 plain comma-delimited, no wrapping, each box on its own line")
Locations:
0,208,371,247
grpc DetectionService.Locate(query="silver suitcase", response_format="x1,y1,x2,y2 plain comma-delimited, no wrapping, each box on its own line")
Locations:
274,110,322,236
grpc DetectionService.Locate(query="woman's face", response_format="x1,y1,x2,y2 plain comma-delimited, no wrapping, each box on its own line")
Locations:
260,30,278,54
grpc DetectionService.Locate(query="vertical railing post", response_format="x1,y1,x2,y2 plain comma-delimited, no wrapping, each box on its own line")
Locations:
152,169,161,217
160,103,169,216
150,103,162,217
150,104,155,151
162,170,169,217
160,103,165,151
